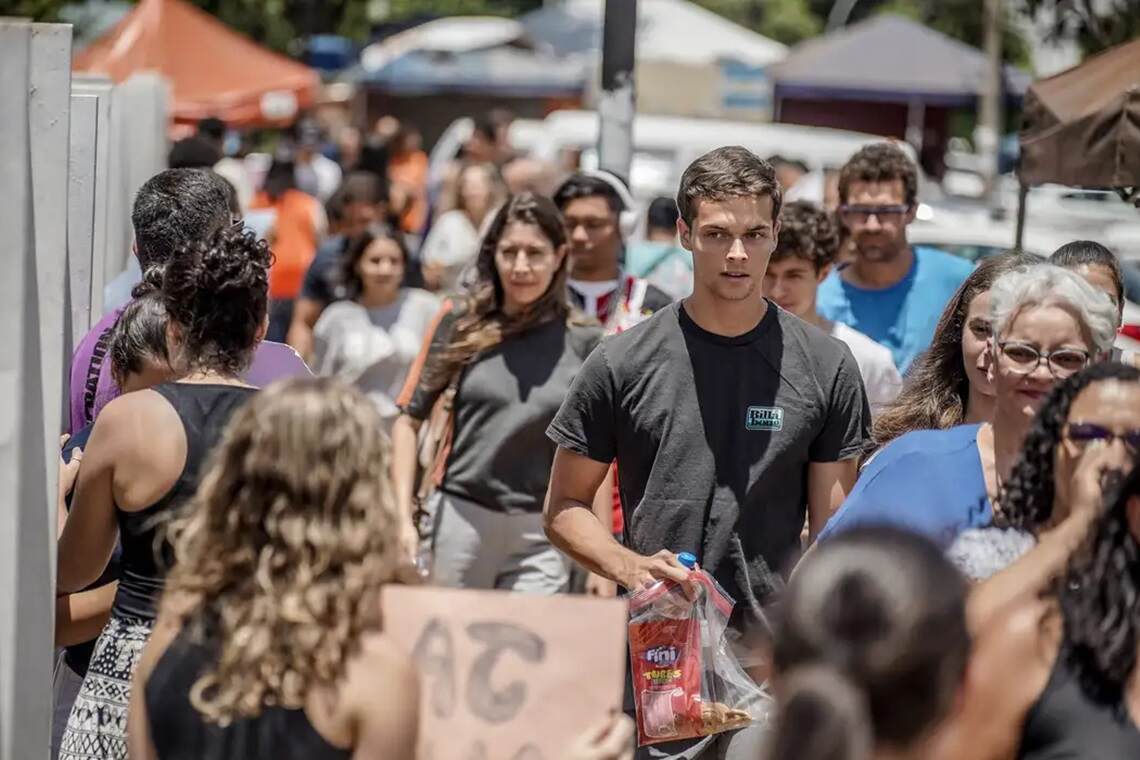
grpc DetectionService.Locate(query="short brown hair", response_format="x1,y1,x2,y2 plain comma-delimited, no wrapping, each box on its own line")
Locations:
676,146,782,226
837,142,918,207
772,201,840,272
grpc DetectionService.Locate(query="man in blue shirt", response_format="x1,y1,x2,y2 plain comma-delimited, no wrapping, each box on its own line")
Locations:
817,143,973,373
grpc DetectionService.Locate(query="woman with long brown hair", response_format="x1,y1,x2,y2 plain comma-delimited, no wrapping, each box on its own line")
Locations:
127,379,418,759
391,192,603,593
871,251,1041,452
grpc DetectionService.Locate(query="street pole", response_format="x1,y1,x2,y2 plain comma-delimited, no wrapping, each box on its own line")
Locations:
978,0,1003,210
826,0,861,33
597,0,636,183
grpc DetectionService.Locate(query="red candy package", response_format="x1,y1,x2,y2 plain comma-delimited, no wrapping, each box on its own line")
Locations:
627,553,771,746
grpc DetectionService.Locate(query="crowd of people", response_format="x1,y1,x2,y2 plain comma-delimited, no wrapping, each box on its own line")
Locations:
51,108,1140,760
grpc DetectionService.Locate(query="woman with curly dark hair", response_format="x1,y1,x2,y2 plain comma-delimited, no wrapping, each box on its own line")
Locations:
870,251,1040,451
57,225,269,760
819,265,1118,567
963,361,1140,628
126,378,418,760
942,459,1140,758
391,192,603,592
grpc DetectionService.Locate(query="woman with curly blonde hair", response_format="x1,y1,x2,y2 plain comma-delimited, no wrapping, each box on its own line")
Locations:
128,378,418,760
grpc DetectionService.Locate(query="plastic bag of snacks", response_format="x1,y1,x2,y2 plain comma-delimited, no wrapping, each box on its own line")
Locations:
627,552,771,746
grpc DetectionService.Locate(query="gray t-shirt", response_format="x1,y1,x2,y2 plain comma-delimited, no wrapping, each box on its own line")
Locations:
547,301,869,624
401,304,603,513
312,289,440,423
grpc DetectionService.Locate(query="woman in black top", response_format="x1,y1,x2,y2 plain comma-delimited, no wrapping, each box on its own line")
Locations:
57,225,269,760
391,192,603,593
948,458,1140,758
127,379,418,760
53,275,174,759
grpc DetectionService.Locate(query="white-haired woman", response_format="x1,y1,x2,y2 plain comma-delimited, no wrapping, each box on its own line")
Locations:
819,264,1118,579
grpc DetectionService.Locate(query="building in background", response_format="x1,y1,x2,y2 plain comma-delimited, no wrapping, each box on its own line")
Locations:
344,17,586,148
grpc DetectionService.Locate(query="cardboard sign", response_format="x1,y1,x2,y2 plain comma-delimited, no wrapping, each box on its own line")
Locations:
381,586,627,760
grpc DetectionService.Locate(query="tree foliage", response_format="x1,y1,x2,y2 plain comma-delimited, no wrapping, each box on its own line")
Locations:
879,0,1033,68
692,0,820,45
11,0,1137,65
384,0,540,18
756,0,822,45
0,0,71,19
1020,0,1140,55
2,0,383,50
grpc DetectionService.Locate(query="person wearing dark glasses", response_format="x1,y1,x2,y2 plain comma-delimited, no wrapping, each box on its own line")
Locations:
818,265,1119,578
817,143,973,374
966,360,1140,632
938,458,1140,759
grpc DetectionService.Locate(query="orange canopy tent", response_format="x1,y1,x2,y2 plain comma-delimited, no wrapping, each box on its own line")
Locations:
74,0,320,128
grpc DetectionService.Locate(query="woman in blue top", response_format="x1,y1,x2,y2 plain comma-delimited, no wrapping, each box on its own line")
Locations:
869,252,1040,455
819,264,1119,569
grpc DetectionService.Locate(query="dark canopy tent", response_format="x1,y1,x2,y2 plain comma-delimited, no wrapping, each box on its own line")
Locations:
771,15,1030,177
1016,37,1140,245
1019,36,1140,189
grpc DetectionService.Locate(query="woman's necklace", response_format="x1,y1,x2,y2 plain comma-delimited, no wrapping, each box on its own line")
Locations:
976,422,1004,518
179,369,244,386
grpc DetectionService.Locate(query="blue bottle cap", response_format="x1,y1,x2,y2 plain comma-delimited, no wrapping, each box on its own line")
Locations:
677,552,697,569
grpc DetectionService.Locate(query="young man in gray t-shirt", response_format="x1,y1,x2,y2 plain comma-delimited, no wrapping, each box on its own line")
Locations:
545,146,869,759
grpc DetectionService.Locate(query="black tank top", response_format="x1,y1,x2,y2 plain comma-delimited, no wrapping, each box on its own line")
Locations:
112,383,257,620
1019,645,1140,759
146,624,350,760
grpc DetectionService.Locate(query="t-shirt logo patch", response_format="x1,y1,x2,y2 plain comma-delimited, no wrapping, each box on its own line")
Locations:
746,406,783,431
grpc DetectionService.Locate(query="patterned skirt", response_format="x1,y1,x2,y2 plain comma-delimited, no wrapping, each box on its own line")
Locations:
58,615,154,760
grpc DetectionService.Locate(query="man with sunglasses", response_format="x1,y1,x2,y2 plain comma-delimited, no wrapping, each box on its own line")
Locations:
818,143,973,373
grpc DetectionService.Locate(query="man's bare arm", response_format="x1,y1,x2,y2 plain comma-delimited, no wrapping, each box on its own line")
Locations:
545,447,690,591
584,466,618,596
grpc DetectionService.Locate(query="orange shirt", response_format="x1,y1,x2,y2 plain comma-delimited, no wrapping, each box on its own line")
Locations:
388,150,429,234
250,189,321,300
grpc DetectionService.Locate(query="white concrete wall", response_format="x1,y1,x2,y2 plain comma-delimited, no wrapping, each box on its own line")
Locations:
70,75,115,336
103,73,169,289
0,20,72,760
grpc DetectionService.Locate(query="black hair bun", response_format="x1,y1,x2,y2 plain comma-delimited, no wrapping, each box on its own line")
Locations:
131,264,167,299
162,225,272,375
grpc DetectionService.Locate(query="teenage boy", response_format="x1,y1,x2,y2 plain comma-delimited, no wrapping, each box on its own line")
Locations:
545,146,870,759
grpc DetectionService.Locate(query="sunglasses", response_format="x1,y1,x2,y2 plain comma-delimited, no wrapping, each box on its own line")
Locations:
838,204,911,222
1063,422,1140,453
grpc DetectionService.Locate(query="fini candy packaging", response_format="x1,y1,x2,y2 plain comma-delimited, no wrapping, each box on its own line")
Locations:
627,552,770,746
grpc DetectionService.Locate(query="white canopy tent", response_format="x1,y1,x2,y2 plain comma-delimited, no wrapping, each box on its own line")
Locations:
522,0,787,120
